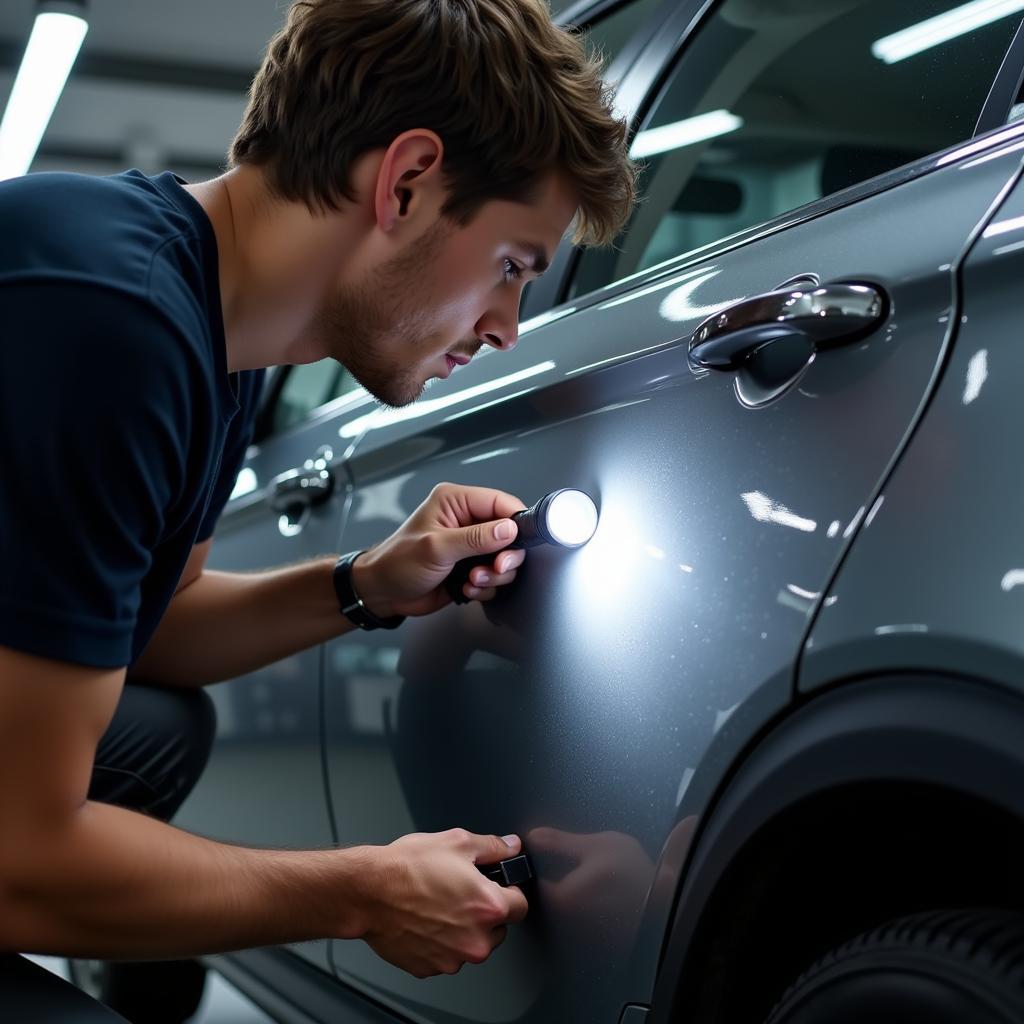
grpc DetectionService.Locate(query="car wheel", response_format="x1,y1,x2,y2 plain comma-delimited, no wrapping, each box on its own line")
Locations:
67,958,207,1024
763,909,1024,1024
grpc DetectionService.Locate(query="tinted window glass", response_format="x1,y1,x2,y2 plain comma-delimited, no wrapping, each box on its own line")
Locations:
270,358,359,436
571,0,1022,297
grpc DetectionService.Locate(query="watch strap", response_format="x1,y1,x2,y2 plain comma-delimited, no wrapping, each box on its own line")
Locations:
332,551,406,631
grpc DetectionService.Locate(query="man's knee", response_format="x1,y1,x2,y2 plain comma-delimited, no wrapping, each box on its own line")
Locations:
89,683,218,822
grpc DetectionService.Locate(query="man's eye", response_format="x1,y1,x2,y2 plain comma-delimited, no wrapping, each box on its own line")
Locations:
503,258,522,282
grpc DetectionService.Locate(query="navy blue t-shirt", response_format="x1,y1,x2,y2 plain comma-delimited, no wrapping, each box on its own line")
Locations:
0,169,265,669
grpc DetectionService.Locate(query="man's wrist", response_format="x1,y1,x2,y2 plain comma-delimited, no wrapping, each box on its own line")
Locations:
349,550,398,621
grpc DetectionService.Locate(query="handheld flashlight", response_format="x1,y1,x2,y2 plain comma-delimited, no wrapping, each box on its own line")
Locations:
444,488,599,604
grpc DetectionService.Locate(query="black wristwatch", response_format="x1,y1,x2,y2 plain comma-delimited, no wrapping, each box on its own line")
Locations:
332,551,406,631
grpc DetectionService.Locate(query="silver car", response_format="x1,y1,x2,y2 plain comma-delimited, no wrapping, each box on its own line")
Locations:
130,0,1024,1021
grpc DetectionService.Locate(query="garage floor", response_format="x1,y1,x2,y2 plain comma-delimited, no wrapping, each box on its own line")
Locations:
24,955,275,1023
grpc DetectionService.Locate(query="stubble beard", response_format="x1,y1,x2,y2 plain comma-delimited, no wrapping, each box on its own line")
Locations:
314,219,452,409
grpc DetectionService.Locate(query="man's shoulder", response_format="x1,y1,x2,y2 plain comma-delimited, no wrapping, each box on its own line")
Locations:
0,170,197,298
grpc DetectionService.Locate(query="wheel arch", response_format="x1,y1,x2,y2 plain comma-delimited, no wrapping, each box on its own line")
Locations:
646,673,1024,1024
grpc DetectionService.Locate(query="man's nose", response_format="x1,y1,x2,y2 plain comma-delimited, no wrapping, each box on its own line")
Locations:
481,328,517,353
478,303,520,352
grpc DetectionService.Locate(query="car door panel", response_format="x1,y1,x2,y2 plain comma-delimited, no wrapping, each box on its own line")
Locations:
319,136,1023,1021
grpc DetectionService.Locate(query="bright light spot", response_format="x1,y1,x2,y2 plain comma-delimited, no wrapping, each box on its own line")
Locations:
229,467,258,501
630,110,743,159
545,490,598,547
872,0,1024,64
658,269,744,324
741,490,817,532
827,520,841,538
1001,569,1024,591
679,563,694,573
786,584,820,600
874,624,929,634
963,349,988,405
645,545,666,560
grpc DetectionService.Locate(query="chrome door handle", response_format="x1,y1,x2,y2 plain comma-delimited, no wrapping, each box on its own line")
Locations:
268,446,336,513
689,283,887,371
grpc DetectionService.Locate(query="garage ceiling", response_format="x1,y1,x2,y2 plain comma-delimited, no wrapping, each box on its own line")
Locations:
0,0,577,182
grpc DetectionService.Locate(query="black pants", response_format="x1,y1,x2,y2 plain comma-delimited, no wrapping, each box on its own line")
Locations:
0,682,217,1021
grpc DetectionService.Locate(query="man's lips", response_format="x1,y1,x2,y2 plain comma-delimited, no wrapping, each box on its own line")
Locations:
448,353,472,366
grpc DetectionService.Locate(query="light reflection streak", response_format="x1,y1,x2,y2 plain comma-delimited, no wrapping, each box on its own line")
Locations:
658,269,744,323
963,349,988,405
1000,569,1024,591
875,624,929,634
741,491,817,532
338,362,555,438
461,447,518,465
444,386,536,422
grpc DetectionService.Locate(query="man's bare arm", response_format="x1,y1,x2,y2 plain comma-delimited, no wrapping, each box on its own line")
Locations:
0,644,367,959
0,644,526,972
129,550,361,688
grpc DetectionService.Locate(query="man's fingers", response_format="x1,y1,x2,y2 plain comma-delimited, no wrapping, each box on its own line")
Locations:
464,830,521,863
433,483,527,527
495,550,526,574
502,887,529,924
470,566,517,589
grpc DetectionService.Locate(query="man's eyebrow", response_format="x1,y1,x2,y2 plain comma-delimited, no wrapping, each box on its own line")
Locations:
517,242,550,275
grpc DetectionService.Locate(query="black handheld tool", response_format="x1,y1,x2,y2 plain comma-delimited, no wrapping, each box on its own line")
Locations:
444,488,599,604
478,854,534,887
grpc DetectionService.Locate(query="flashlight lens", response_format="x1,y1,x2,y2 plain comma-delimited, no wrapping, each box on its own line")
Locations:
544,490,598,547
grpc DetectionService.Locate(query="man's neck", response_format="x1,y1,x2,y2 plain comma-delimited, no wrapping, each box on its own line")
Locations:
183,166,363,373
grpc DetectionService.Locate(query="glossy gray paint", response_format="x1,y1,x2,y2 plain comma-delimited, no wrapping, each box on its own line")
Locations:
312,139,1024,1022
801,153,1024,695
173,393,374,975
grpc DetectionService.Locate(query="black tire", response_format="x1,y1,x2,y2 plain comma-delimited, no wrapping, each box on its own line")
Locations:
763,909,1024,1024
67,958,207,1024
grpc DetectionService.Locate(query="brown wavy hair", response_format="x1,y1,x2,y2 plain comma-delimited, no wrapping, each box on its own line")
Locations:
229,0,636,245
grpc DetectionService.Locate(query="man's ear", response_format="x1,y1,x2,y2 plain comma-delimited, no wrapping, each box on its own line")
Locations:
374,129,444,233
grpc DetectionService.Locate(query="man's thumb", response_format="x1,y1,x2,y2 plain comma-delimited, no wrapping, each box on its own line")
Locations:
474,832,522,865
447,518,518,560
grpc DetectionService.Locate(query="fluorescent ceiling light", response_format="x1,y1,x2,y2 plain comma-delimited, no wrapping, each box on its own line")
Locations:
872,0,1024,64
629,110,743,160
0,6,89,181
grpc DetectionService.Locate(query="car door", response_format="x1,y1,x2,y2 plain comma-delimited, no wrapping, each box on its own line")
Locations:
173,360,376,974
320,2,1024,1021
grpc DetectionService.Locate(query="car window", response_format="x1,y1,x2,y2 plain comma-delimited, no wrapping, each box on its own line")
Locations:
570,0,1024,298
269,358,359,436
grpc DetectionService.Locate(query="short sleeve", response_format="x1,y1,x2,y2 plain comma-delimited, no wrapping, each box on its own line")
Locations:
0,280,194,668
196,368,265,542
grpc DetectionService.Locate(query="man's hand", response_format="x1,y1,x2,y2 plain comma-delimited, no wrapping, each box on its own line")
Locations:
357,829,528,977
353,483,529,617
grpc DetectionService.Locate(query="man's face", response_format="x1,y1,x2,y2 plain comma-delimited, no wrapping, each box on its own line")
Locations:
316,172,578,408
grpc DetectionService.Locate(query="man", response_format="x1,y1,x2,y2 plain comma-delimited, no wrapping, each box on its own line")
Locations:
0,0,635,1002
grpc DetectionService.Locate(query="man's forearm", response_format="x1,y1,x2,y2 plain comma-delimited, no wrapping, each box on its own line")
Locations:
1,800,371,959
129,557,359,687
